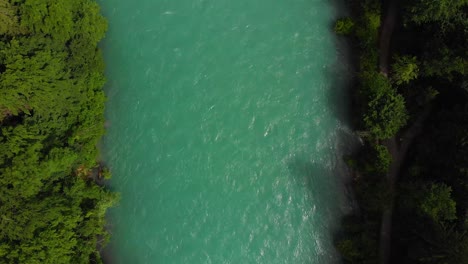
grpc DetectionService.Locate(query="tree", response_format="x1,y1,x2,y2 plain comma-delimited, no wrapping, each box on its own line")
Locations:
417,183,457,224
361,72,408,139
421,46,467,80
405,0,468,26
0,0,22,35
391,55,419,85
0,0,115,262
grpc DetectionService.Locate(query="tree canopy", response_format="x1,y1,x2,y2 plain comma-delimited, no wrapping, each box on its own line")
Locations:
334,0,468,263
0,0,116,263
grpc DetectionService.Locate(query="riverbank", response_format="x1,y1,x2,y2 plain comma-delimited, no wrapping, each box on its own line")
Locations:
334,0,468,263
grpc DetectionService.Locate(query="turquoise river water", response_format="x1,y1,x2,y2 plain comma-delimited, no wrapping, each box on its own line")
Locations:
99,0,350,263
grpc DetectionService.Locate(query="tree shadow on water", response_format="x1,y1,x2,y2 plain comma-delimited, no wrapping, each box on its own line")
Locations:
287,158,335,199
322,1,364,262
287,156,347,263
323,0,359,130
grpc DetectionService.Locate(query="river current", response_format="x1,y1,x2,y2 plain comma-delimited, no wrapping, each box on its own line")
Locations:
100,1,350,263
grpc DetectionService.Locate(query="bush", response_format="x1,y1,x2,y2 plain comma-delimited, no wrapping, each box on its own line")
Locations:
418,183,457,223
364,90,408,139
364,9,381,32
361,71,408,139
375,144,392,172
392,55,419,85
335,17,355,35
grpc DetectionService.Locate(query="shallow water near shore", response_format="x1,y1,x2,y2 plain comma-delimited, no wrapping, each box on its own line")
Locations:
99,0,350,263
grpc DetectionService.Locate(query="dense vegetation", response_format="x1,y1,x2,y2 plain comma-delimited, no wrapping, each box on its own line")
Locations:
334,0,468,263
0,0,116,263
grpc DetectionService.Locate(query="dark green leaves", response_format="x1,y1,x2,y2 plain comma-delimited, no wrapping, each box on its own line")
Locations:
0,0,115,263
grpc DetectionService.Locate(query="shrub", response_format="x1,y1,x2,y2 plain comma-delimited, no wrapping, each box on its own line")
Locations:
334,17,355,35
361,72,408,139
418,183,457,223
375,144,392,172
364,90,408,139
392,55,419,85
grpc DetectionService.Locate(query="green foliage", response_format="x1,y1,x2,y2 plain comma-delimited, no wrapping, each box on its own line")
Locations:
0,0,115,263
374,144,391,173
335,17,355,35
364,9,381,32
360,70,392,95
335,215,379,264
418,183,457,223
359,50,379,72
364,92,407,139
391,55,419,85
336,0,468,262
402,0,467,85
0,0,22,35
361,72,408,139
406,0,468,26
354,2,381,49
337,239,361,262
422,47,467,79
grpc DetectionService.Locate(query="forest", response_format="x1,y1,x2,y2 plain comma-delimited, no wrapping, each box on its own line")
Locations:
0,0,116,263
334,0,467,263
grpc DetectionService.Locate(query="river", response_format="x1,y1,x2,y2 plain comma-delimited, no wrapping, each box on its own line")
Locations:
99,0,350,263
